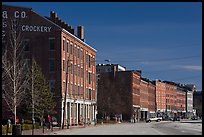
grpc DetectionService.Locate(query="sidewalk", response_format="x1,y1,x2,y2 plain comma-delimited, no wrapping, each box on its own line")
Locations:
22,127,62,135
22,124,93,135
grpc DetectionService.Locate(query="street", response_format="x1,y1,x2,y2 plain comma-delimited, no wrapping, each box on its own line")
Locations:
45,119,202,135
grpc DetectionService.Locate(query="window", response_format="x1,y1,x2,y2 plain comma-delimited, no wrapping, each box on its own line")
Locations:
78,48,80,59
88,55,91,67
63,38,66,51
67,41,69,53
81,87,83,96
63,60,65,71
70,84,73,94
74,65,76,75
70,43,73,54
88,72,91,84
70,64,73,74
86,54,88,65
24,59,31,68
49,59,55,72
49,38,55,50
23,39,30,51
74,45,77,57
48,80,56,92
81,68,83,78
67,60,70,71
63,81,66,92
73,85,76,96
86,89,89,99
81,50,84,60
78,66,80,77
89,89,91,100
78,86,80,96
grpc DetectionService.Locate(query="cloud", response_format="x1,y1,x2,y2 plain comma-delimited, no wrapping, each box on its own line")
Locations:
173,65,202,71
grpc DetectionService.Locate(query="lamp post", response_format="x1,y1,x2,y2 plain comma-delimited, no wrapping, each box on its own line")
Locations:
61,58,105,129
62,56,70,129
62,61,81,129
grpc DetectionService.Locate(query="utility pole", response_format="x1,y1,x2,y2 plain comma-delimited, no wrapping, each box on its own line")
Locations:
62,56,70,129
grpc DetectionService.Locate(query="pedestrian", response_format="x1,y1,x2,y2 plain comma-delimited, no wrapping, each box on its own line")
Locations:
47,115,52,130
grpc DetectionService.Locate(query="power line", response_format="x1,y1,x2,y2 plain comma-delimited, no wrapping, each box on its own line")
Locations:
96,55,201,63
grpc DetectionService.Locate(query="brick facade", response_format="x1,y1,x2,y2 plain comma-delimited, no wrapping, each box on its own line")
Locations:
97,71,141,121
2,4,97,126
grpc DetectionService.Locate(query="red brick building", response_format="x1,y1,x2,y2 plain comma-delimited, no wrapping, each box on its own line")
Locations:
148,80,156,116
139,78,156,121
155,80,166,114
2,4,97,126
140,79,149,121
176,86,186,115
97,70,141,121
165,83,177,117
155,80,187,118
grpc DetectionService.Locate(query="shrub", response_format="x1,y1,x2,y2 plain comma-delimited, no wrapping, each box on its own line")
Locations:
1,125,12,135
22,123,40,130
2,125,6,135
8,125,13,133
23,124,32,130
24,120,32,124
34,123,40,129
1,123,41,135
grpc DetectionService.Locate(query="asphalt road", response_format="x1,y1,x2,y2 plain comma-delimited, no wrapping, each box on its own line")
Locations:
152,120,202,135
45,119,202,135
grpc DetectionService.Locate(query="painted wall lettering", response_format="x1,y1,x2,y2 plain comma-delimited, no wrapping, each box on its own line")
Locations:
2,11,8,19
21,25,52,32
14,11,27,18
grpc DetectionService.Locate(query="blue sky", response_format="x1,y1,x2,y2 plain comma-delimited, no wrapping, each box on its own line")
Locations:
3,2,202,91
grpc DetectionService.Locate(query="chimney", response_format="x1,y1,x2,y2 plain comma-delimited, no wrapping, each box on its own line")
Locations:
77,26,84,41
50,11,57,21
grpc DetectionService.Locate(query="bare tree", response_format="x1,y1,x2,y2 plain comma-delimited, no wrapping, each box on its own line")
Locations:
2,18,30,125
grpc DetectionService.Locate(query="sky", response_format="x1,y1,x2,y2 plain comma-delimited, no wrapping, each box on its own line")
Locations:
3,2,202,91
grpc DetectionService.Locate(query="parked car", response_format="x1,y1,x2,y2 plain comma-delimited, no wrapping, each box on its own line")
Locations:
169,117,174,121
173,116,180,121
191,116,198,120
146,117,162,123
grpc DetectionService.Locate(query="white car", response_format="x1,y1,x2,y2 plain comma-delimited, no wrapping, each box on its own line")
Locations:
146,117,162,123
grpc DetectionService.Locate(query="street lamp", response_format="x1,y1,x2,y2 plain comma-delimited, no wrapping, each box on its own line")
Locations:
62,56,70,129
61,58,106,129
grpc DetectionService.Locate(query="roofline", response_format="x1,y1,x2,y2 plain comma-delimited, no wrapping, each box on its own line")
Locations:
62,29,97,52
30,10,97,53
2,4,32,10
141,79,149,84
31,10,63,30
3,4,97,52
96,63,125,67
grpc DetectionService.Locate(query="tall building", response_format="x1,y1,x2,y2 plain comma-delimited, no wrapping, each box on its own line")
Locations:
2,4,97,126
